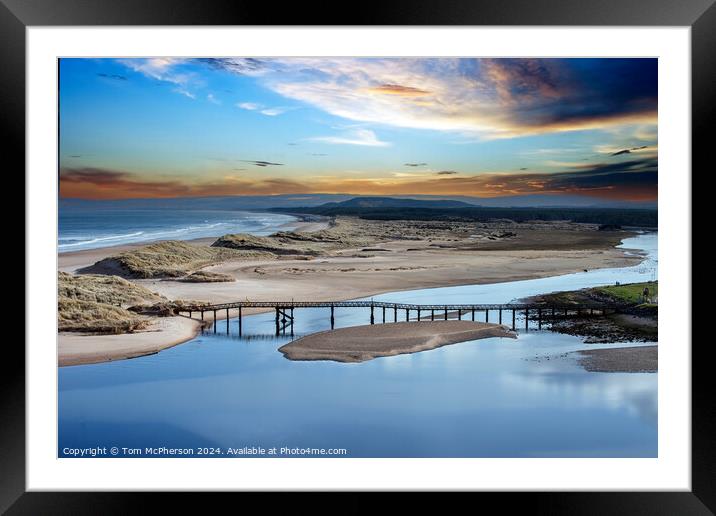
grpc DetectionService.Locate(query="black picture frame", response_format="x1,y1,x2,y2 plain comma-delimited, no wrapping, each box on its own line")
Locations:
5,0,709,512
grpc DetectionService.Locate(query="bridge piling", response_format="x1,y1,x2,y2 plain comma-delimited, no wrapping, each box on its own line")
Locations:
499,308,502,324
525,308,529,331
330,305,335,329
512,309,516,330
382,306,385,323
370,305,375,325
471,308,475,321
538,308,542,329
485,309,489,323
431,309,435,321
444,307,448,320
226,308,229,333
238,306,242,336
405,308,409,322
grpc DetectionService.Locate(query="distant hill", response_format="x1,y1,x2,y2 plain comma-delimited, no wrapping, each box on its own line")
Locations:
314,196,474,210
272,200,658,228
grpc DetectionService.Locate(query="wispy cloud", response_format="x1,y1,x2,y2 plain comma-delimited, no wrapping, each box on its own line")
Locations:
309,129,390,147
237,101,261,110
201,57,657,139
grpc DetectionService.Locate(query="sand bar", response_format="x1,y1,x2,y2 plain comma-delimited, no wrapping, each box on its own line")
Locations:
574,345,657,373
278,321,516,363
58,316,202,367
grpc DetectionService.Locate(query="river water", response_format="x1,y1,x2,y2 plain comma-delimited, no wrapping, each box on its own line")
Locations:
58,233,657,458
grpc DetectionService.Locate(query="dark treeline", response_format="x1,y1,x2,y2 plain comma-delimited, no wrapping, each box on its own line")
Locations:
272,206,658,227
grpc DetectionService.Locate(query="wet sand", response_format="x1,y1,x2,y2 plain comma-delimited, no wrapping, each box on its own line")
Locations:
574,345,657,373
58,316,202,367
279,321,516,363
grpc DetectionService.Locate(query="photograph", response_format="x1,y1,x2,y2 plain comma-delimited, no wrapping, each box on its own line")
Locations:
57,56,659,459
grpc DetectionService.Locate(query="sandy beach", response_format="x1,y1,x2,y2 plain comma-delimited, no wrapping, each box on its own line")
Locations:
279,321,516,363
58,316,202,367
58,218,643,366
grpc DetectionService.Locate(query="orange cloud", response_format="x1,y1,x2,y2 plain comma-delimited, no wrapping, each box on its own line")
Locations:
60,161,657,202
366,84,431,96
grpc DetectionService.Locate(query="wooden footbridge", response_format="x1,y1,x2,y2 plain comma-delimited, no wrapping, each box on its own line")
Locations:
177,300,618,336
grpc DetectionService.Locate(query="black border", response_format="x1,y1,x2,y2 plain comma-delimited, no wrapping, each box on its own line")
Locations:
6,0,710,512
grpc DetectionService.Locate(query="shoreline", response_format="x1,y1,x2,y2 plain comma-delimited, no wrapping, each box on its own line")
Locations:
58,221,649,367
57,218,330,272
58,316,203,367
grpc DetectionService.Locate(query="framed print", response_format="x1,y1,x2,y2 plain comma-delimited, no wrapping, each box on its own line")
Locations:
7,0,711,512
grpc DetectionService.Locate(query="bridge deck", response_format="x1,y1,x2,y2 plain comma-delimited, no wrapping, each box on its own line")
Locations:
181,300,615,312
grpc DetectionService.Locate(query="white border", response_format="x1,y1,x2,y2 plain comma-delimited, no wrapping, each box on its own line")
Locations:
27,27,691,491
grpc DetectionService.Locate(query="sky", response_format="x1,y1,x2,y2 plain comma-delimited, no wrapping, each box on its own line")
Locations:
59,57,657,203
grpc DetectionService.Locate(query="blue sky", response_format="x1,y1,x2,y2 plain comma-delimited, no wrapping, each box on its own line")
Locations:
59,58,657,201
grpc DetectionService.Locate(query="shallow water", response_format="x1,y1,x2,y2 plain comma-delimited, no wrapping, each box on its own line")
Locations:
58,233,658,458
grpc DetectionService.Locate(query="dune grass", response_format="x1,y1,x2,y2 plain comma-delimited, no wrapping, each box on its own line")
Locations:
178,270,235,283
80,240,268,279
58,271,164,334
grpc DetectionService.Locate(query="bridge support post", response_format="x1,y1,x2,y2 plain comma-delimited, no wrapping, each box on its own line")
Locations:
189,311,192,318
226,308,229,333
471,309,475,321
417,309,421,321
525,308,529,331
382,306,385,323
330,305,335,329
444,308,448,320
213,310,217,332
431,309,434,321
238,306,242,336
370,305,375,325
394,306,397,323
275,308,280,336
290,307,294,336
538,309,542,329
512,309,516,330
405,309,409,322
201,311,204,321
458,309,462,320
485,310,489,323
499,309,502,324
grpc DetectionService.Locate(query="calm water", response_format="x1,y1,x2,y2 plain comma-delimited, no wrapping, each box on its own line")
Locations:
58,233,658,458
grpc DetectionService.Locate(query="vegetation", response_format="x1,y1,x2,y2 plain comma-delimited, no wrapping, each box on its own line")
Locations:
58,298,149,334
58,272,163,333
273,205,657,228
178,270,235,283
79,240,266,279
595,281,658,304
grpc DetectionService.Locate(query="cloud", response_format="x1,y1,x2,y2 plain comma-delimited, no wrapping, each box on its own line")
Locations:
260,107,289,116
239,160,284,167
118,58,200,99
436,170,458,175
201,57,657,139
404,163,427,167
310,129,390,147
97,73,127,81
237,102,261,110
207,93,220,104
60,167,309,199
610,145,649,156
367,84,431,96
60,159,656,201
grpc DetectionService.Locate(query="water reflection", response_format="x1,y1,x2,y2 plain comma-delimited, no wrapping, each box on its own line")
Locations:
58,233,657,457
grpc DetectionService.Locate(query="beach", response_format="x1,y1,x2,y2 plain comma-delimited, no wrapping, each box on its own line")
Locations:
58,218,643,366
